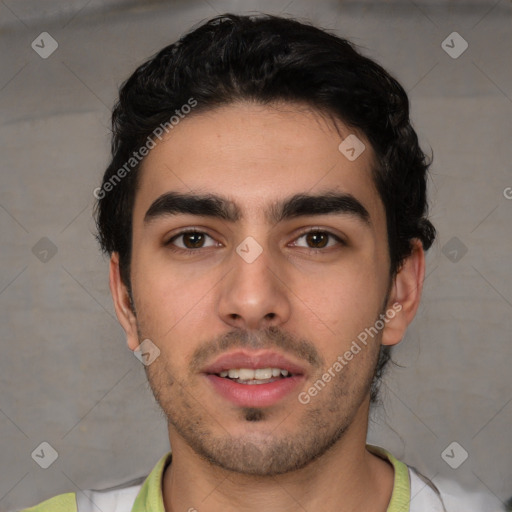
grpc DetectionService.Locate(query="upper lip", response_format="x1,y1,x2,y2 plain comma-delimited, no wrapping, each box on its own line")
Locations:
202,350,307,376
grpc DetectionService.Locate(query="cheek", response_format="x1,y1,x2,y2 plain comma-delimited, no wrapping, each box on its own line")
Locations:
131,250,215,333
299,261,385,338
131,268,219,374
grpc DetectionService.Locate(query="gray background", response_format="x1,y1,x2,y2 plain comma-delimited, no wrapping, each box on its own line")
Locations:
0,0,510,510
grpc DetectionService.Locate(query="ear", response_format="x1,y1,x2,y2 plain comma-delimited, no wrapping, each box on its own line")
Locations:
109,252,140,351
381,239,425,347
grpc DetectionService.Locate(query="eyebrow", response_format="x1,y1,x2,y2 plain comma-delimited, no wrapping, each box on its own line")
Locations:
143,191,371,226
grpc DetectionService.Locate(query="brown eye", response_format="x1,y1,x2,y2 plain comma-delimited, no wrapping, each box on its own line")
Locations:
305,232,329,248
166,230,218,251
181,232,206,248
293,230,344,250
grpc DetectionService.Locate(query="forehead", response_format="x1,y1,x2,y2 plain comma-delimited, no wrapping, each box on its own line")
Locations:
134,102,384,226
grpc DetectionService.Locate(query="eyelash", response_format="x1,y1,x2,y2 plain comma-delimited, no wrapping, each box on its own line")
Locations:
164,228,346,255
165,229,220,255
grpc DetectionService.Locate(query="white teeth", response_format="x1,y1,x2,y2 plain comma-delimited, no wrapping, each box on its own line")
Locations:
219,367,290,380
254,368,273,379
238,368,255,380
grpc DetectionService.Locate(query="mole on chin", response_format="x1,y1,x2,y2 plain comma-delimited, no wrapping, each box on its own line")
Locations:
243,408,265,422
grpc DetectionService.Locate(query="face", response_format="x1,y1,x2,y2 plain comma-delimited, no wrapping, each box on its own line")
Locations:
114,102,411,476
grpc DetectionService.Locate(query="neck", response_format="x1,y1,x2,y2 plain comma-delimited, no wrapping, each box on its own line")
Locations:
162,412,394,512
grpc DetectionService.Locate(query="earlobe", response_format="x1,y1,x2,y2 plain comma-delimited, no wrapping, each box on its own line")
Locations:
381,239,426,347
109,253,140,351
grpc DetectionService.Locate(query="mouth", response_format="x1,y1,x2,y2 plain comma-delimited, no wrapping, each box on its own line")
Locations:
202,351,306,407
216,367,292,385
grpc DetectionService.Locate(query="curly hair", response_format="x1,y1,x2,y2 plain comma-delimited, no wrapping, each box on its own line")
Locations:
94,13,436,402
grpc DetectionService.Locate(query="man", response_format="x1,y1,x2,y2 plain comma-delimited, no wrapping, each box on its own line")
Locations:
20,12,498,512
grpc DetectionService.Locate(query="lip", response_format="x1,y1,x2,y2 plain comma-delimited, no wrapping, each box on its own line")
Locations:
202,350,307,408
205,374,304,407
202,350,307,376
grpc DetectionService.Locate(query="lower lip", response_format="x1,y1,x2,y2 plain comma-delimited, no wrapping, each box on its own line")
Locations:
205,374,304,407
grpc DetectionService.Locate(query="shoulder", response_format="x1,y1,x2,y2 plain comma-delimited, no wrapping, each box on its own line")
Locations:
367,445,503,512
409,466,504,512
408,467,446,512
17,493,77,512
76,481,142,511
434,474,505,512
16,484,143,512
15,451,171,512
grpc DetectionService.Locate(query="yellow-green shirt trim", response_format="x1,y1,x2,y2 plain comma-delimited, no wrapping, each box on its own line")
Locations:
367,444,411,512
130,451,170,511
20,492,77,512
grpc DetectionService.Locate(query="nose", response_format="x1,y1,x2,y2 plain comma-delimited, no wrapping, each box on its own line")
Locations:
216,241,292,331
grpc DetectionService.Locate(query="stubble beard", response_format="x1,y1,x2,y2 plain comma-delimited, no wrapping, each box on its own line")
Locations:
144,346,378,476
